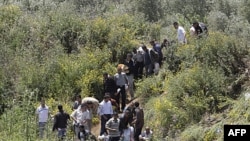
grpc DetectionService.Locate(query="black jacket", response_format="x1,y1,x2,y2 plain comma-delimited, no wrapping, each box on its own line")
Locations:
52,111,70,131
103,76,117,94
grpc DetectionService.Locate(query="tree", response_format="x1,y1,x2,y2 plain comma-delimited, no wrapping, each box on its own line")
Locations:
136,0,163,22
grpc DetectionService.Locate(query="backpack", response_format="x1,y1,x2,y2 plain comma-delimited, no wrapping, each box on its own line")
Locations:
199,22,208,34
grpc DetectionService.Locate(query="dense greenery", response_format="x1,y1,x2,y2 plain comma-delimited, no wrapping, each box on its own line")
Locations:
0,0,250,140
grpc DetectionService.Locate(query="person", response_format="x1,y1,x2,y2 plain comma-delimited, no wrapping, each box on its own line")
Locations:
121,125,134,141
124,53,135,100
142,45,153,77
105,92,119,112
149,49,160,75
192,21,203,37
105,112,121,141
72,95,82,110
132,48,144,80
86,101,94,133
103,72,117,99
150,40,163,67
36,99,49,139
114,66,129,112
190,24,196,37
132,102,144,141
139,127,153,141
98,94,114,136
71,103,90,137
173,22,187,44
78,125,87,141
52,104,70,140
119,109,134,136
192,21,208,38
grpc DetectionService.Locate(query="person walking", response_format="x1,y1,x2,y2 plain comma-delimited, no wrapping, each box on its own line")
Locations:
105,112,121,141
132,102,144,141
72,95,82,110
103,72,117,99
114,66,129,112
173,22,187,44
36,99,49,139
124,53,135,100
142,45,153,77
71,103,90,138
52,104,70,140
98,94,114,136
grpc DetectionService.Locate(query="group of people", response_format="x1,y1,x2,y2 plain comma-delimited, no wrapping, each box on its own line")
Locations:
35,21,209,140
36,95,153,141
173,21,208,44
97,93,153,141
36,97,95,141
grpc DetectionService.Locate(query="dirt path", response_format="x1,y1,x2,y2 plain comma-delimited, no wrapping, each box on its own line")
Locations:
92,122,101,138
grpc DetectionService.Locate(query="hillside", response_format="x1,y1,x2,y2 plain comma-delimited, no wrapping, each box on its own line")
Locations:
0,0,250,141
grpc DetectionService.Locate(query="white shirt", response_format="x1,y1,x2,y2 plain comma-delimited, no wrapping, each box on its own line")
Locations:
139,130,153,140
190,26,196,36
98,100,113,116
177,26,187,43
123,126,134,141
71,109,90,126
36,105,49,123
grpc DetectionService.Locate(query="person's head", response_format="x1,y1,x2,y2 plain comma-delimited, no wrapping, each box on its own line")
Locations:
173,22,179,29
117,66,122,74
41,99,45,108
124,109,130,117
104,94,110,102
80,103,88,111
58,104,63,111
113,112,119,120
126,53,132,60
76,95,81,102
193,21,199,28
145,126,151,134
142,45,147,51
79,125,85,132
103,72,108,79
87,101,93,109
134,101,139,108
150,40,155,46
132,48,137,53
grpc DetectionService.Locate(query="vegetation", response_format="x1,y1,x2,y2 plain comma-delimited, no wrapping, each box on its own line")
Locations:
0,0,250,140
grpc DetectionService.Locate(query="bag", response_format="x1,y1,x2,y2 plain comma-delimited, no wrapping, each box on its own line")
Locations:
199,22,208,34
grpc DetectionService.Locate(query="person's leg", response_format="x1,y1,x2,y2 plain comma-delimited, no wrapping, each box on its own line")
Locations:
58,128,67,140
114,90,120,111
120,86,126,111
134,63,139,80
39,122,46,138
134,127,142,141
138,62,144,79
75,126,80,137
100,115,106,135
127,75,134,99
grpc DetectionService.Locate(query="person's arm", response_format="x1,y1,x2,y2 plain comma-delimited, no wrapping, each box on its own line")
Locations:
70,110,77,123
110,102,113,115
124,74,129,86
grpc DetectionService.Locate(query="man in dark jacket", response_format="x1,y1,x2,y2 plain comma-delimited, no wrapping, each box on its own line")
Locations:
103,72,117,100
52,105,70,140
132,102,144,141
124,53,135,100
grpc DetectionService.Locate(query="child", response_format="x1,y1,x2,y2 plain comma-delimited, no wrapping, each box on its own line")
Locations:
78,125,86,141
